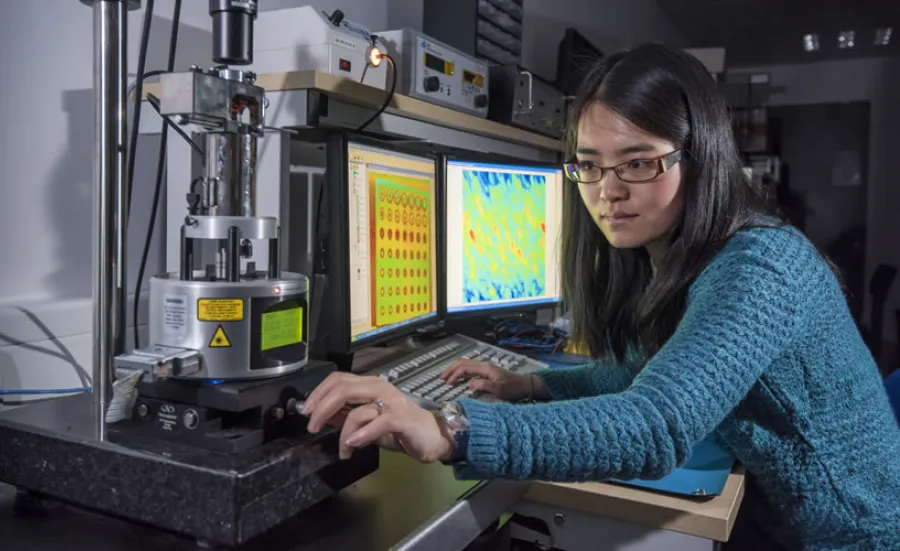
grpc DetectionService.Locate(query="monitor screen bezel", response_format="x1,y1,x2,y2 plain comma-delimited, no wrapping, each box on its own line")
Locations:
325,135,444,353
442,153,564,320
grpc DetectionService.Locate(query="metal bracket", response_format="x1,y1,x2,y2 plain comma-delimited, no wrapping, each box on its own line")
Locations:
114,346,203,383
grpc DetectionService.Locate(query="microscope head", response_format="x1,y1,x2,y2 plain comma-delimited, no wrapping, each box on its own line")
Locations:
209,0,258,66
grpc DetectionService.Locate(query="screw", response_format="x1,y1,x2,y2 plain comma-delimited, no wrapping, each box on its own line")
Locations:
553,512,566,527
183,409,200,430
270,406,285,421
136,403,149,419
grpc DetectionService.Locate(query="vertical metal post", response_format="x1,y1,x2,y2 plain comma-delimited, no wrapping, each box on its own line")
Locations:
114,0,129,366
83,0,133,429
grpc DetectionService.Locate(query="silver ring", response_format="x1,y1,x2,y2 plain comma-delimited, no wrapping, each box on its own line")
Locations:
374,400,384,415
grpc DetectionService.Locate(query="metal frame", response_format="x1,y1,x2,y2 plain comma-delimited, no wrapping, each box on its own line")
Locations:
83,0,139,432
395,481,530,551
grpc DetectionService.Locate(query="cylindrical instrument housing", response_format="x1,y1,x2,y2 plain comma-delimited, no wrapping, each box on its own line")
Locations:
204,131,257,217
149,271,310,380
209,0,258,66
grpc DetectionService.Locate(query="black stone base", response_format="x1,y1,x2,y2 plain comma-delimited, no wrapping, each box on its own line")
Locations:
0,392,379,548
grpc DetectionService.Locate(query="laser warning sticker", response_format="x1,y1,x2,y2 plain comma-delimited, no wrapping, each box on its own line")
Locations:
197,299,244,322
260,307,303,351
208,325,232,348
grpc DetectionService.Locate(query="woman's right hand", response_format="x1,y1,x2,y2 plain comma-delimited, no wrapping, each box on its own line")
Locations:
441,360,540,402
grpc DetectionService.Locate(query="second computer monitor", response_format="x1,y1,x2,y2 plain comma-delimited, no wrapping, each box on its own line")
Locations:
347,141,439,345
445,159,563,316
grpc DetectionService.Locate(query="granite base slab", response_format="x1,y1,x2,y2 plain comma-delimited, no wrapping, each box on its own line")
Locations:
0,393,379,548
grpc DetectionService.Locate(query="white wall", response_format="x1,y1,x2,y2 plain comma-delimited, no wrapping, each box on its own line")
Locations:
729,57,900,343
0,0,213,399
261,0,390,31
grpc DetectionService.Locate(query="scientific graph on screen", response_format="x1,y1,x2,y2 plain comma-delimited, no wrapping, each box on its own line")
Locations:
347,143,438,343
446,160,563,315
462,169,547,302
370,174,432,326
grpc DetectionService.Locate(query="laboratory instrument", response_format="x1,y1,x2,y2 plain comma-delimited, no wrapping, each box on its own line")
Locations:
378,28,490,118
488,66,567,139
251,6,389,89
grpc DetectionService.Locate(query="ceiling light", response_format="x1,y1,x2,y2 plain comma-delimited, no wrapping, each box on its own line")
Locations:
838,30,856,49
803,34,820,52
875,27,892,46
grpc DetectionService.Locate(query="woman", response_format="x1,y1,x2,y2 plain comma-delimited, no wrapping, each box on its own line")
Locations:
304,43,900,550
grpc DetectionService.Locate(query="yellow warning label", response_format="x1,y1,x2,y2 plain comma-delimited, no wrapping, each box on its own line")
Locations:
208,325,232,348
197,299,244,322
260,307,304,351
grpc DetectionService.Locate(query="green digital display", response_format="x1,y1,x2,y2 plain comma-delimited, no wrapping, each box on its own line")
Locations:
260,307,303,351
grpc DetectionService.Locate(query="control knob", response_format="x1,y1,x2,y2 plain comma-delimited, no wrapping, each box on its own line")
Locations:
423,76,440,92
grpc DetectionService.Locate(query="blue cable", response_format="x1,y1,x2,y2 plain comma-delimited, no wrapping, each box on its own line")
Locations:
0,387,92,396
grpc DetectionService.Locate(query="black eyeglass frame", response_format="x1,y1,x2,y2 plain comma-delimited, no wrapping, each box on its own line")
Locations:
563,149,684,184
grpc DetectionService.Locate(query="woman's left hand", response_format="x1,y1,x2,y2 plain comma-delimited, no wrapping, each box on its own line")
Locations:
302,372,455,462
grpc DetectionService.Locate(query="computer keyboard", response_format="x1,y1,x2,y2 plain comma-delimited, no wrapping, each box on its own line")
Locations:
369,334,548,409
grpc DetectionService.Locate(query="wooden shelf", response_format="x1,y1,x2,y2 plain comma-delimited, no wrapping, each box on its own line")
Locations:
523,465,746,542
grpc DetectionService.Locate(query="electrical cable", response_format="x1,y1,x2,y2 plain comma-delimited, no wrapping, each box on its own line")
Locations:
355,54,396,133
126,0,155,221
127,69,169,102
144,94,204,158
133,0,182,349
0,388,91,396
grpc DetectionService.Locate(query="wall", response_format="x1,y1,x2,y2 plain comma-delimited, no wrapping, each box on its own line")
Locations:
0,0,213,399
729,57,900,343
522,0,687,81
260,0,390,31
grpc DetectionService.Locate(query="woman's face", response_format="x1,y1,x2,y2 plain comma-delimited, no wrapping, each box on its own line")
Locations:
575,102,685,255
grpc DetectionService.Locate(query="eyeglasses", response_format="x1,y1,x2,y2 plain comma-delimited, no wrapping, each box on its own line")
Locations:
563,150,684,184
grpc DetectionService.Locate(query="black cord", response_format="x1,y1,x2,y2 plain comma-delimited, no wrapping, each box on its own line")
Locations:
126,0,155,221
144,94,204,158
134,0,182,349
356,54,396,133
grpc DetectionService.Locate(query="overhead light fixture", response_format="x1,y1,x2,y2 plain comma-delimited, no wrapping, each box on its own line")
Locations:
803,33,820,52
875,27,892,46
838,30,856,49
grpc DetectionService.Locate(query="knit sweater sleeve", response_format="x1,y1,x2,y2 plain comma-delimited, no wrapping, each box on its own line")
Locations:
534,359,635,400
456,232,810,481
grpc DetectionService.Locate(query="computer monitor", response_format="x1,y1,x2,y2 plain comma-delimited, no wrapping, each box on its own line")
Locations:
444,159,563,316
343,141,440,346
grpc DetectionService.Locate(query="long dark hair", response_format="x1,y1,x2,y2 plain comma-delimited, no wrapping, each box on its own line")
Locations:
561,43,777,364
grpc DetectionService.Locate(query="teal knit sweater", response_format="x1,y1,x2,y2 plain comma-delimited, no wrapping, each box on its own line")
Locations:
457,226,900,551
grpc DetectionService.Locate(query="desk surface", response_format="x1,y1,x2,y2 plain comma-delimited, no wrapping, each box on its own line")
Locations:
0,449,479,551
525,466,746,542
141,70,563,152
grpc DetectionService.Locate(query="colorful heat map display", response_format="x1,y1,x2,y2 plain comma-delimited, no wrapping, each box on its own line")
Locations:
370,173,433,327
461,168,547,304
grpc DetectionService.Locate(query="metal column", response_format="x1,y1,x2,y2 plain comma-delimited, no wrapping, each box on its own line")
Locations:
82,0,139,430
